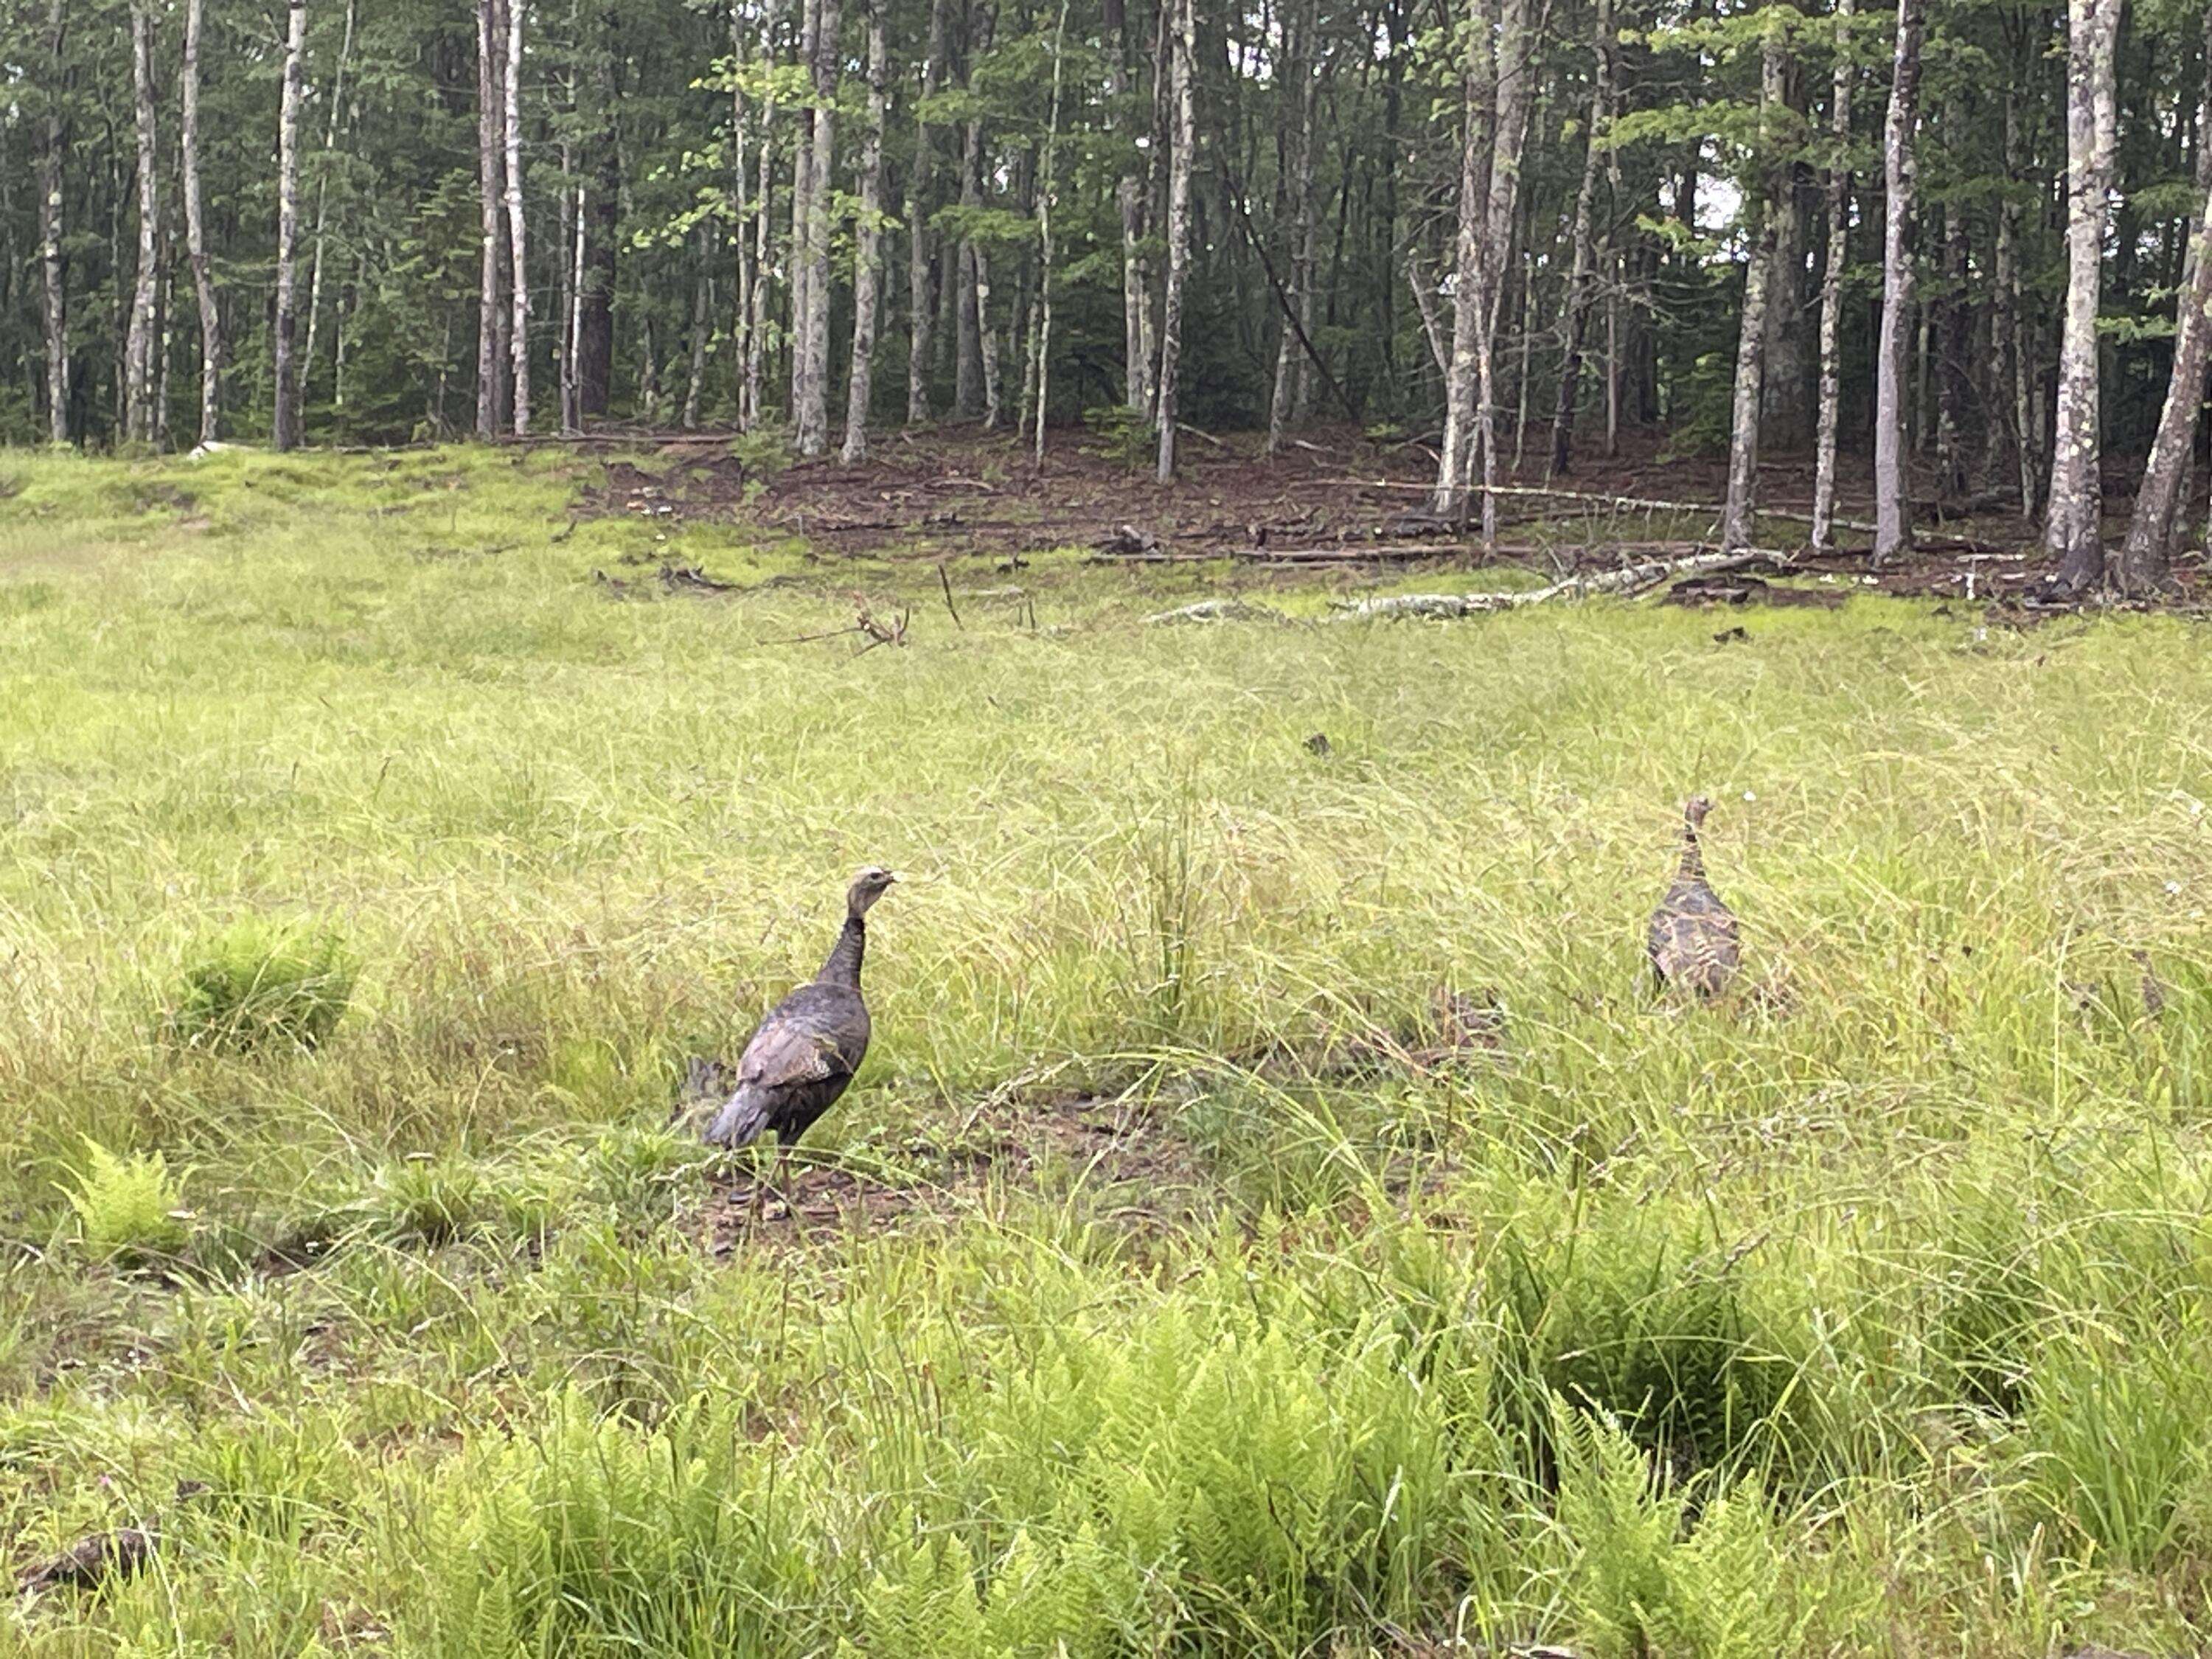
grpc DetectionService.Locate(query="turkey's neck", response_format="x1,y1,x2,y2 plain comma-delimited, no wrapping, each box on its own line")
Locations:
1676,824,1706,883
817,914,866,987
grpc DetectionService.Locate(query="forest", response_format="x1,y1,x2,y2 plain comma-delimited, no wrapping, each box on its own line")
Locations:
11,0,2212,591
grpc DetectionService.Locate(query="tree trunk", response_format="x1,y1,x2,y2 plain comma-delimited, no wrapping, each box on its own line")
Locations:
1434,0,1499,523
580,49,620,420
1031,0,1072,465
2045,0,2122,589
1266,0,1320,454
274,0,308,451
1873,0,1927,561
1986,94,2023,499
794,0,840,454
125,1,160,447
181,0,223,447
1475,0,1532,528
1722,32,1786,553
303,0,358,400
1154,0,1195,483
1934,101,1971,499
683,237,712,429
905,0,950,423
1104,0,1154,416
1809,0,1854,551
504,0,532,436
745,0,787,430
563,174,585,434
38,0,69,445
728,5,752,430
842,0,888,462
476,0,507,439
2118,16,2212,593
788,0,818,424
1548,0,1612,479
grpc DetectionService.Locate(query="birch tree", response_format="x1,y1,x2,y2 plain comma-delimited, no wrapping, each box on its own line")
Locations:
1103,0,1153,415
841,0,888,463
476,0,508,439
1872,0,1926,562
1809,0,1853,550
273,0,308,451
179,0,223,446
1722,27,1787,554
1153,0,1195,484
125,1,160,446
1266,0,1320,455
905,0,950,423
794,0,841,453
2045,0,2122,591
1434,0,1499,526
1548,0,1612,477
2118,21,2212,594
504,0,532,436
37,0,68,444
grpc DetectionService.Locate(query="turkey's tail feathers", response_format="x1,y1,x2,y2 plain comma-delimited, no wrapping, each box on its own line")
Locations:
704,1086,774,1150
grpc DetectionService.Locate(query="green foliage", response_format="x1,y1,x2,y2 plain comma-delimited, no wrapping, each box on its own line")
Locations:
63,1138,190,1263
163,920,356,1055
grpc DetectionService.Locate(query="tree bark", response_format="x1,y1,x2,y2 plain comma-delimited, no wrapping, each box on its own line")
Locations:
2118,16,2212,593
1104,0,1155,416
38,0,69,445
1031,0,1072,464
905,0,950,423
1986,94,2023,500
1548,0,1612,478
1722,32,1786,553
1434,0,1500,525
302,0,358,399
1872,0,1926,561
125,1,160,447
1154,0,1196,483
842,0,889,462
1809,0,1854,550
476,0,508,439
1934,98,1971,499
728,5,752,431
274,0,308,451
181,0,223,447
2045,0,2122,589
504,0,532,436
579,48,620,420
794,0,841,454
1266,0,1320,454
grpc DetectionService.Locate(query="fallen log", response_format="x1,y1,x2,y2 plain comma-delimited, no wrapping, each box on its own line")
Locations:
1326,549,1773,621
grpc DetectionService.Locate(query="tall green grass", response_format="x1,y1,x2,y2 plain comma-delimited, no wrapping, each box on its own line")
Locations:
1,447,2211,1654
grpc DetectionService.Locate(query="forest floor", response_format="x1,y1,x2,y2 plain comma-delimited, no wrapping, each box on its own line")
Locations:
3,439,2212,1657
581,422,2180,617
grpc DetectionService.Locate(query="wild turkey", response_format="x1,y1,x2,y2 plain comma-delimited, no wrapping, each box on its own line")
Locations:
704,867,898,1214
1647,796,1740,998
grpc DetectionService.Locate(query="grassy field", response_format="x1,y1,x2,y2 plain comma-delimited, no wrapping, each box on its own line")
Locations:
2,445,2211,1656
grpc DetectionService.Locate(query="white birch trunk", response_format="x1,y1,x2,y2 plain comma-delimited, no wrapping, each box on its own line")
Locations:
1809,0,1854,550
842,0,888,462
181,0,224,446
1873,0,1926,561
504,0,532,436
273,0,308,451
795,0,840,454
1153,0,1195,484
476,0,507,438
906,0,950,423
1722,33,1785,554
125,1,160,447
1433,0,1499,522
2045,0,2121,588
303,0,358,396
38,0,68,444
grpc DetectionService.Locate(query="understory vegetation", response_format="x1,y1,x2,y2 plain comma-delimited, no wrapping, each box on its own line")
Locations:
4,448,2212,1655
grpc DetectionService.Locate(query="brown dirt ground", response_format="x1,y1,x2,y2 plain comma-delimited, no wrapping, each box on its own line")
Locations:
684,1092,1208,1254
580,422,2205,613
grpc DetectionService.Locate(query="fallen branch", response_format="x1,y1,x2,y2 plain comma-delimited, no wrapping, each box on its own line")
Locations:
1145,598,1288,625
1326,549,1770,621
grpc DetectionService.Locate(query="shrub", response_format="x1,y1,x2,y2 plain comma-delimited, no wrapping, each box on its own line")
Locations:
64,1138,190,1263
164,920,356,1054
